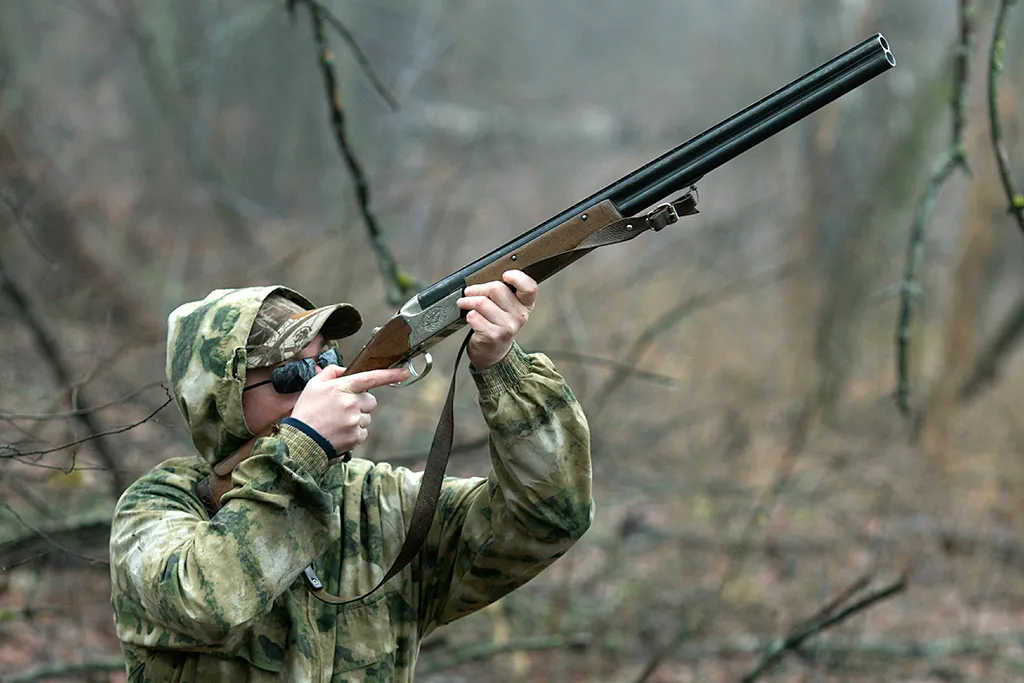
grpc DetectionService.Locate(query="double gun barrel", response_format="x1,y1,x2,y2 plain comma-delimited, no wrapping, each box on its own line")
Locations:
418,33,896,308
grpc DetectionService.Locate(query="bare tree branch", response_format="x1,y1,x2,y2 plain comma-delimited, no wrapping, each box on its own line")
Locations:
420,634,590,675
1,394,172,461
949,0,1024,402
538,350,677,388
0,381,166,421
895,0,976,415
987,0,1024,236
590,261,795,419
300,1,422,306
0,252,131,494
633,394,819,682
424,628,1024,677
740,572,908,682
0,504,108,567
290,0,398,110
959,294,1024,400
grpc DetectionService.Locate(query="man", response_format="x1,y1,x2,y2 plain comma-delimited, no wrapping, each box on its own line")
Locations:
108,270,593,682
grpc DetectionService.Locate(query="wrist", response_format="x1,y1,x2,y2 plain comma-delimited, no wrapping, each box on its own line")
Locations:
278,418,333,479
468,343,513,371
470,341,532,399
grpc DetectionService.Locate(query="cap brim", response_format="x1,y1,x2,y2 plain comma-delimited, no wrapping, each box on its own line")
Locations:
316,304,363,341
246,303,362,368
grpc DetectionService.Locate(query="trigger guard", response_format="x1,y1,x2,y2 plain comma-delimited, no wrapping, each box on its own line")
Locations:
390,353,433,387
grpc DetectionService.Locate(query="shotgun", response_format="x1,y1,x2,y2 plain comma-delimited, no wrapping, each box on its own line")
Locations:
343,33,896,381
201,34,896,605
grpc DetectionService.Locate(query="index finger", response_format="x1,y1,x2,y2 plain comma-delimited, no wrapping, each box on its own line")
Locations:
337,367,411,393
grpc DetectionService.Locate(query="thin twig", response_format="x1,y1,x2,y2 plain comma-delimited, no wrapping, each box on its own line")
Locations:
1,396,172,461
537,351,677,388
895,0,976,415
809,570,874,622
0,381,167,421
0,456,128,473
949,0,1024,401
422,628,1024,674
987,0,1024,235
0,504,108,566
302,2,421,306
291,0,398,110
633,396,818,682
420,634,590,675
958,294,1024,400
592,262,795,419
740,573,908,682
0,186,58,267
0,252,130,493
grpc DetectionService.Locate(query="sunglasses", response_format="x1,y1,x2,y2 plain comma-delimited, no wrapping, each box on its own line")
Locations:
243,348,342,394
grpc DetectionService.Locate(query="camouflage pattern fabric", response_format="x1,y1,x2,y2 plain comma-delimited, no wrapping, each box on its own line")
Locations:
111,286,593,682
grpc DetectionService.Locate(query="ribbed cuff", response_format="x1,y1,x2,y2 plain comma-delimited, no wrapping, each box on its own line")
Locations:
277,419,331,480
470,341,533,399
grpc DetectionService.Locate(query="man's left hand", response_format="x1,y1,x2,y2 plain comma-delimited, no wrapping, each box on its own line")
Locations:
457,270,537,369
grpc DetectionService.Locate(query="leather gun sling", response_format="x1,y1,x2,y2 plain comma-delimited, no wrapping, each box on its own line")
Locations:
194,190,698,605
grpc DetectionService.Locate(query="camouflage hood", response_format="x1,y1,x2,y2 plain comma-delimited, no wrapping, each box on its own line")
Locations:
165,286,362,467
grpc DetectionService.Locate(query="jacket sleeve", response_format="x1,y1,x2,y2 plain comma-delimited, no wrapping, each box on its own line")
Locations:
415,342,593,631
109,426,336,647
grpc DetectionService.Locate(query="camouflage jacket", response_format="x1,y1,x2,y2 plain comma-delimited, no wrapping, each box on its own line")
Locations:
109,342,593,682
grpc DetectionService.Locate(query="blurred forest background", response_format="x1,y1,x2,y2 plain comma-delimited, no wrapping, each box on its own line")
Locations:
1,0,1023,681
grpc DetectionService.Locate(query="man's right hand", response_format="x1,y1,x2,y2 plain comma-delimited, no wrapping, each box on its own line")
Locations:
290,364,410,453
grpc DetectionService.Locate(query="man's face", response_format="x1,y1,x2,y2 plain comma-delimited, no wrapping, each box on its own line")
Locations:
242,334,327,436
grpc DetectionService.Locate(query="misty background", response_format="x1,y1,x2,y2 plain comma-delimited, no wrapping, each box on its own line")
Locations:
1,0,1023,681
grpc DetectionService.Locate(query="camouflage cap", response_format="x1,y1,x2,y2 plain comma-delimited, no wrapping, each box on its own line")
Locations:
246,294,362,368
